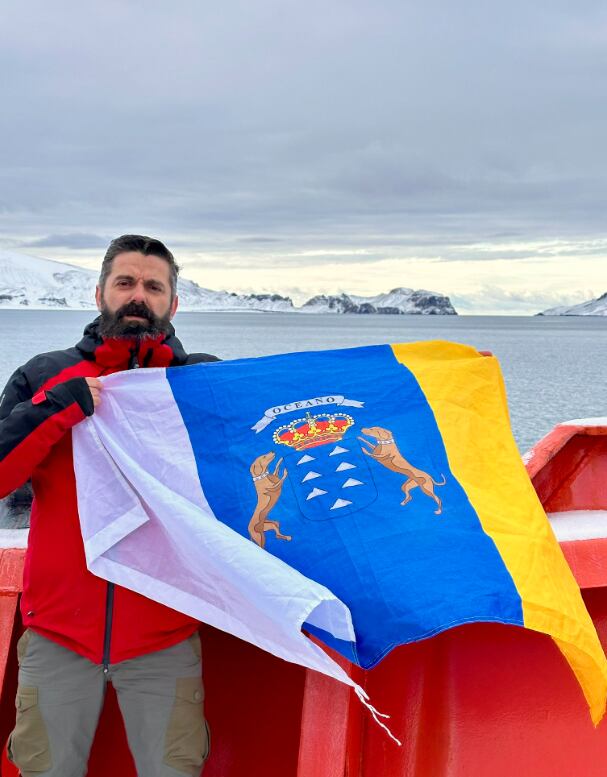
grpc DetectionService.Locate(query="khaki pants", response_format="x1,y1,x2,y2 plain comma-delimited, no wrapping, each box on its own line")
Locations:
8,629,210,777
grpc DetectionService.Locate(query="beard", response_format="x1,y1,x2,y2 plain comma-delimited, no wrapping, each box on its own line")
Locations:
98,300,172,340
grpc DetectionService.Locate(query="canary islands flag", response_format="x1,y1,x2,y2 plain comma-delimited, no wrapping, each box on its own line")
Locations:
73,341,607,724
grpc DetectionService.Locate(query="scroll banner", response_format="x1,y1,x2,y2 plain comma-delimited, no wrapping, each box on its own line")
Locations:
252,395,364,433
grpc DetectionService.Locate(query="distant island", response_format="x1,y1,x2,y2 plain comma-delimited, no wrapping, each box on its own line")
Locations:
0,250,457,315
300,290,456,315
537,292,607,317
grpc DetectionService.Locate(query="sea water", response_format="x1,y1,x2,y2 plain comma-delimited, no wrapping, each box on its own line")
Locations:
0,310,605,453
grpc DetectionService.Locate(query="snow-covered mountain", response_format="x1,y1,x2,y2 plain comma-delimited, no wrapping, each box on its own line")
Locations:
301,288,457,315
0,250,294,312
0,251,98,309
0,251,456,314
173,278,294,312
538,292,607,317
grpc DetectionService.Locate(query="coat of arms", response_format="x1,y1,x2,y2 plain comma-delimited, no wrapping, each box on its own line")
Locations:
247,400,446,548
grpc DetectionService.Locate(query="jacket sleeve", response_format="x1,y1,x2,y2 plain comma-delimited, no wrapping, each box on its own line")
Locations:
0,368,94,498
185,353,221,365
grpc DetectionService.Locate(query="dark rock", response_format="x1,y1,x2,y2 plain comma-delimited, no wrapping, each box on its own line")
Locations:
408,291,457,315
0,483,32,529
244,293,294,306
376,306,400,315
353,303,376,314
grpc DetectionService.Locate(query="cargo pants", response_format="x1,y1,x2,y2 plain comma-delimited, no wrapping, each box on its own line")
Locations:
8,629,210,777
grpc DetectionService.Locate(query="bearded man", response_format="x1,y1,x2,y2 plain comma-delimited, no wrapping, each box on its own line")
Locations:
0,235,218,776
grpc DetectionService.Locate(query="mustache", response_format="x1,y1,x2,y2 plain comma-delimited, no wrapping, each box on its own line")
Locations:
116,301,153,320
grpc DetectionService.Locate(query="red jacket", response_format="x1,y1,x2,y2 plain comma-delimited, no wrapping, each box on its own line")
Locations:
0,318,219,664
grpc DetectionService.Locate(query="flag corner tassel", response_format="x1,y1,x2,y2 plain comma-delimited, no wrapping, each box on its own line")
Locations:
354,686,403,747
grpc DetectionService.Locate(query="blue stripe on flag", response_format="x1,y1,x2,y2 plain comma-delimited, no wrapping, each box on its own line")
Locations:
167,345,523,667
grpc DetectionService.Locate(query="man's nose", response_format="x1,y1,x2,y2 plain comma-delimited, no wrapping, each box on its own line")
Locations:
129,282,147,303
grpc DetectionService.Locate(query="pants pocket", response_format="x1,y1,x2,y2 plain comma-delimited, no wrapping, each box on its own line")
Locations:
188,631,202,661
163,677,210,776
16,629,32,665
8,686,52,774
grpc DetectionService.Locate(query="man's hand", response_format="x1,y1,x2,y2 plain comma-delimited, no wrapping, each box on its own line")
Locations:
85,377,103,409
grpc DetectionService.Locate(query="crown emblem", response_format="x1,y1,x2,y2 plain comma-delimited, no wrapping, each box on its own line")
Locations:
273,412,355,450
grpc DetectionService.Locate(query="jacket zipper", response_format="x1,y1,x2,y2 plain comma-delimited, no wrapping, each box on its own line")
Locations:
102,345,140,673
102,583,114,673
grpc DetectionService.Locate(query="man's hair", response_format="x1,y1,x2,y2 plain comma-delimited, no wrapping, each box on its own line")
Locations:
99,235,180,297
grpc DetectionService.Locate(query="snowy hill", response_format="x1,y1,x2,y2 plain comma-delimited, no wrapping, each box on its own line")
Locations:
0,251,456,314
0,251,294,312
173,278,294,312
538,292,607,317
0,251,98,309
301,288,457,315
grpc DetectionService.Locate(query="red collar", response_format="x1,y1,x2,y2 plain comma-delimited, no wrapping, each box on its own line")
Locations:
94,336,174,369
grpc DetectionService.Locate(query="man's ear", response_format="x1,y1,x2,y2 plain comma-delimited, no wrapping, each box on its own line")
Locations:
95,285,102,311
169,295,179,319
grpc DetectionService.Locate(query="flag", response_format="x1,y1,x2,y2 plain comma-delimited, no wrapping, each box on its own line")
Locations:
73,340,607,724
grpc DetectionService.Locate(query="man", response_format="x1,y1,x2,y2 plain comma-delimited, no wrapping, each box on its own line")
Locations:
0,235,218,776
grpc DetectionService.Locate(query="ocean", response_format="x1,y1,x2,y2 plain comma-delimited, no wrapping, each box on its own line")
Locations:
0,310,605,453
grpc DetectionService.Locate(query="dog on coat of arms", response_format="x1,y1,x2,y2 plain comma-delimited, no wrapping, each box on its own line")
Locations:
359,426,446,515
248,451,292,548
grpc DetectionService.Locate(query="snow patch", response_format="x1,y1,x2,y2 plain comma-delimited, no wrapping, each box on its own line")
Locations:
558,417,607,428
539,292,607,317
0,528,29,548
548,510,607,542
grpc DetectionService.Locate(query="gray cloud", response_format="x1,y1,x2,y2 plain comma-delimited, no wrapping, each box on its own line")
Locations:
237,236,285,244
22,233,111,249
1,0,607,280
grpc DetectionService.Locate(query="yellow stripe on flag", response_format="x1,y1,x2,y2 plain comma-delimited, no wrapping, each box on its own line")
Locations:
391,340,607,725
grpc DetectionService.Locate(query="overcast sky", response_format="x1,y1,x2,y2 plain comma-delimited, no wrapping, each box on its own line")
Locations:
1,1,607,313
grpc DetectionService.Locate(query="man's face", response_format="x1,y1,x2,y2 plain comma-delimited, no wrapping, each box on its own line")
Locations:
96,251,179,339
